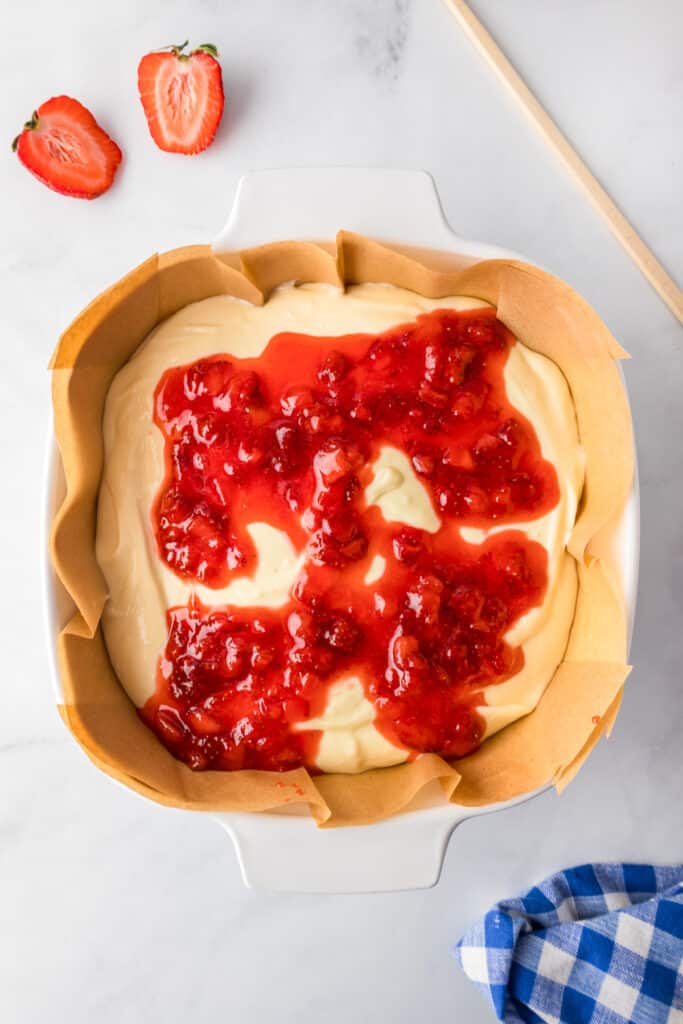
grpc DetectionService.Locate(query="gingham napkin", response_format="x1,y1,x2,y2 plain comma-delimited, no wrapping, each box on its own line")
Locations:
454,863,683,1023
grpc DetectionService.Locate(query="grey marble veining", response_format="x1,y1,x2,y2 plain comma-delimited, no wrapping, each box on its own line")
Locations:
351,0,412,82
1,1,681,1021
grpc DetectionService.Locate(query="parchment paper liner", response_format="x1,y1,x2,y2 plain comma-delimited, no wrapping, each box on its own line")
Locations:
50,233,633,828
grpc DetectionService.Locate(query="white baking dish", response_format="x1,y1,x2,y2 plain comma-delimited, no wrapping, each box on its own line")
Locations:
43,167,639,893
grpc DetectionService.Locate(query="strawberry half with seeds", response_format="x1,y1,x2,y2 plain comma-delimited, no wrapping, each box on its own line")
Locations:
12,96,122,199
138,41,224,154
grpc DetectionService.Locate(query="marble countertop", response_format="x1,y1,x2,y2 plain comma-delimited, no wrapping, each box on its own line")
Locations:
2,1,681,1021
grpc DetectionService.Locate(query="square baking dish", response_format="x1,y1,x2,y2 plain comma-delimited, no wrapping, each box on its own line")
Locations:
44,167,639,892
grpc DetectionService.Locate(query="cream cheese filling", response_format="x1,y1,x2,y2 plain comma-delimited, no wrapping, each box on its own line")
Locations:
96,282,584,773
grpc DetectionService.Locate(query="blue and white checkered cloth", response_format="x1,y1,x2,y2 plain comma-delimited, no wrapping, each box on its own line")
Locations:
454,863,683,1023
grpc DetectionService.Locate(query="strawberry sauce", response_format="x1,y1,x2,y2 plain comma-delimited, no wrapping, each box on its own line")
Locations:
142,307,559,772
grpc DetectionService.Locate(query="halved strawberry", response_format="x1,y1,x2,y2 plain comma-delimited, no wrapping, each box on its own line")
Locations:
138,41,224,155
12,96,122,199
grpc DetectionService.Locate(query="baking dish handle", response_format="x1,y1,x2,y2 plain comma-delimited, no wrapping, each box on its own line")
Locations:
215,800,469,893
212,166,462,253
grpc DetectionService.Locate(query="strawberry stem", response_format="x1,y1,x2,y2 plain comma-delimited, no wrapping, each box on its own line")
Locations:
160,40,189,55
157,40,219,59
11,110,39,152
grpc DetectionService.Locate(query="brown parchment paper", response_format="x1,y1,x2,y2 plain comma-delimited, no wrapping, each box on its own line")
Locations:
49,233,633,827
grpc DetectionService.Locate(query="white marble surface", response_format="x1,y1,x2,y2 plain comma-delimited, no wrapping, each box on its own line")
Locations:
1,0,682,1020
